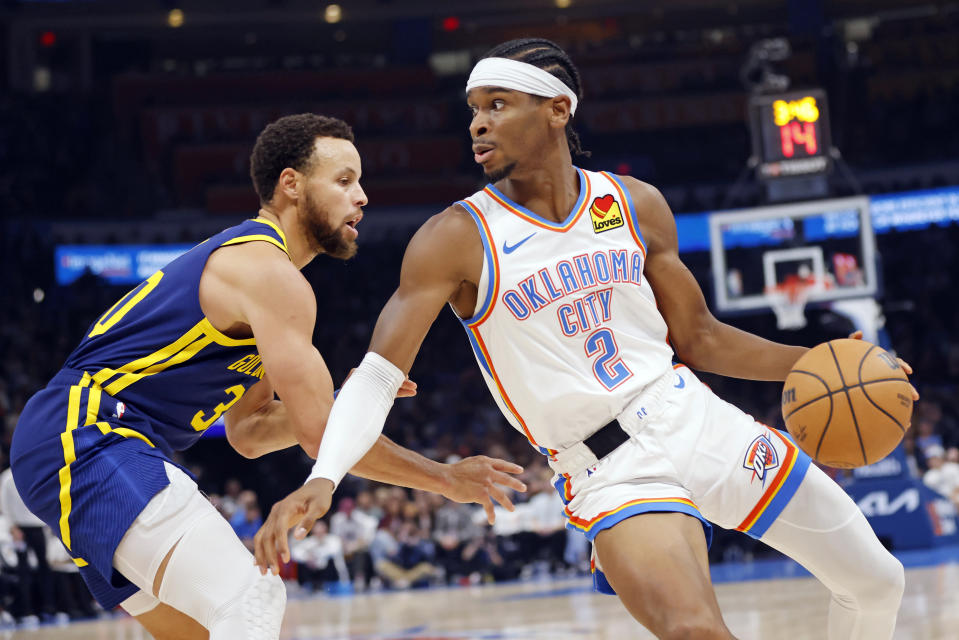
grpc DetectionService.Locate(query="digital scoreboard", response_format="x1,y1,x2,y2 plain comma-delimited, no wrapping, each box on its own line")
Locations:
748,89,832,181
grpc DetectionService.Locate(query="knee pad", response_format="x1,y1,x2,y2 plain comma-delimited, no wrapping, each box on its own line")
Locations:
114,462,286,638
158,509,286,639
114,462,209,594
207,568,286,640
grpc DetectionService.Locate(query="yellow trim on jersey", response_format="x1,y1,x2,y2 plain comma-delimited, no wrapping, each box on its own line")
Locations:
252,217,289,248
85,385,101,426
57,374,151,562
104,335,213,395
92,322,211,394
95,422,156,448
57,385,82,550
220,234,290,258
90,318,255,395
58,373,95,554
89,271,165,338
199,317,256,347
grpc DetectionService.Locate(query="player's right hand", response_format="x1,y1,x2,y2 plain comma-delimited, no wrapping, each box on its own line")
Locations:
253,477,334,575
848,331,920,403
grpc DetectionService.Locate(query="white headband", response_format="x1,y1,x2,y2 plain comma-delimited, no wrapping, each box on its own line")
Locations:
466,57,578,116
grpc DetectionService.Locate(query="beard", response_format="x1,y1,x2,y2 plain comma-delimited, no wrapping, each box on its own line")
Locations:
484,161,517,184
300,191,358,260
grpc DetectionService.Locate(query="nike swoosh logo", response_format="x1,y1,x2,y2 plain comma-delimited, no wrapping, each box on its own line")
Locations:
674,374,685,389
503,232,536,254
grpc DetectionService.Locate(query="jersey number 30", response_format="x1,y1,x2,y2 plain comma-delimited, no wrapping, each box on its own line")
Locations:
584,328,634,391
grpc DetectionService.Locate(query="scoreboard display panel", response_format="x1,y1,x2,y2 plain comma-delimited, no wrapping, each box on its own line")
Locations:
748,89,832,181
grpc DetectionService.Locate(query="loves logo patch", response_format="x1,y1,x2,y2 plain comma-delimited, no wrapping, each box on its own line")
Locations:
589,195,624,233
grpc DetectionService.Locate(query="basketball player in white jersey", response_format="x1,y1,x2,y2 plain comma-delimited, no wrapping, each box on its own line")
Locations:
256,40,915,639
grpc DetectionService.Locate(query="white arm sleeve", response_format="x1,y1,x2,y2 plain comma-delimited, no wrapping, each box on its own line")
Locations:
306,351,405,488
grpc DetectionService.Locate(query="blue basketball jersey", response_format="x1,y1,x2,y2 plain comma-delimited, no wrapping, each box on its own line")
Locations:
59,217,289,454
9,216,294,608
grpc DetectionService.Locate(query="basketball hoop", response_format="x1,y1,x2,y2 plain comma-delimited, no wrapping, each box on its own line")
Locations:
767,280,816,330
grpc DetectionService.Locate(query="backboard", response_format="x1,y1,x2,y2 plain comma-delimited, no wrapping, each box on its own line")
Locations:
709,196,877,319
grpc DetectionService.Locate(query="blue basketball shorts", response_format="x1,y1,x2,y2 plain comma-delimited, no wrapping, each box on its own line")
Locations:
10,372,176,609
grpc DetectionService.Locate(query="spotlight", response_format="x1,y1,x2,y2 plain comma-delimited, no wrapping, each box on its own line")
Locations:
324,4,342,24
167,9,185,28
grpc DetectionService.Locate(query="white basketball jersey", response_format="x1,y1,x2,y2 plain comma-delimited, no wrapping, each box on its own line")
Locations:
455,168,675,453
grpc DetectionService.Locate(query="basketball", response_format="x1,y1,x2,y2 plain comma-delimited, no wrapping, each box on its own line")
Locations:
781,339,913,468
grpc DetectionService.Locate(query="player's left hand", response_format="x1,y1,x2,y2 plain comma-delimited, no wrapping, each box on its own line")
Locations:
344,368,417,398
397,377,417,398
253,477,334,575
848,331,919,402
440,456,527,525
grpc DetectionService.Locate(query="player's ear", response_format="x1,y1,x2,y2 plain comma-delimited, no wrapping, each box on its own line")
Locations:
277,168,299,202
548,96,572,129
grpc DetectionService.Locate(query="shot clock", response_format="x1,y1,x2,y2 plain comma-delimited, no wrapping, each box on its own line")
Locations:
748,89,832,181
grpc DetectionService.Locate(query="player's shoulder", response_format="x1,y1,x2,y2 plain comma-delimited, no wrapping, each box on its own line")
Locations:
610,175,678,252
402,203,484,281
611,175,669,211
206,239,309,298
425,202,480,232
412,203,483,249
211,238,297,275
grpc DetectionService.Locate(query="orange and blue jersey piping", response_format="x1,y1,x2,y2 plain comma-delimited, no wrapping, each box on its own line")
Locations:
735,428,812,538
599,171,647,258
483,167,591,232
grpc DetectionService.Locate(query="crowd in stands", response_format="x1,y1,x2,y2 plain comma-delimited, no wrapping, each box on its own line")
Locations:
205,458,580,595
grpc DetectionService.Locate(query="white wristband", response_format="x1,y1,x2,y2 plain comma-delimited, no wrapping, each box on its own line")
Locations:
306,351,405,488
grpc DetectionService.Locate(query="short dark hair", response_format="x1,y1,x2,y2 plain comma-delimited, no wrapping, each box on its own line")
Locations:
249,114,355,203
481,38,590,157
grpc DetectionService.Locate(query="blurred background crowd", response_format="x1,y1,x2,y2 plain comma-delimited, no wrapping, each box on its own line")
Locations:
1,0,959,626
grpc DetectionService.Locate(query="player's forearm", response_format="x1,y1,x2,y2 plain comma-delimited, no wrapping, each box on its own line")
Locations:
269,364,336,457
680,321,808,381
349,435,451,495
306,352,405,487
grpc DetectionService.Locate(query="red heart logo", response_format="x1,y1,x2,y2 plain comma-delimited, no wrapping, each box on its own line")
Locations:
592,195,615,218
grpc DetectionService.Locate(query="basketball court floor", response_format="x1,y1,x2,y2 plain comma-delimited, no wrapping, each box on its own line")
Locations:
10,547,959,639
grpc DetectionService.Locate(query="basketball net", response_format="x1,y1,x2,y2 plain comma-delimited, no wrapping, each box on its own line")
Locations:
767,280,818,330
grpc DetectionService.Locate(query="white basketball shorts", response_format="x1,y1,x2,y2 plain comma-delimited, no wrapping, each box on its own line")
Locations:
549,365,812,593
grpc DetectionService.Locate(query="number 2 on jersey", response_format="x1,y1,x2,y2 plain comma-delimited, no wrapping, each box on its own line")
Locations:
584,328,633,390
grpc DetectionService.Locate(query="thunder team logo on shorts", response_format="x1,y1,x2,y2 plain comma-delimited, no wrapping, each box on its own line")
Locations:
589,195,625,233
743,433,779,485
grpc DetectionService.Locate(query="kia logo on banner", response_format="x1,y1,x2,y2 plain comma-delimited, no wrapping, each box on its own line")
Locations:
857,489,920,517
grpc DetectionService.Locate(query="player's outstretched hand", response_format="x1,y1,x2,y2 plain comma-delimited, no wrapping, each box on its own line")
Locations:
253,478,334,575
441,456,527,525
848,331,919,402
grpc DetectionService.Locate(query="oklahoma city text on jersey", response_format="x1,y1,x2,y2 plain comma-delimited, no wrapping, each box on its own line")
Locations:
499,248,646,338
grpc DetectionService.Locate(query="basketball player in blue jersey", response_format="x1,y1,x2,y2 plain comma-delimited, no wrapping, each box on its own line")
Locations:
256,43,920,640
10,114,525,640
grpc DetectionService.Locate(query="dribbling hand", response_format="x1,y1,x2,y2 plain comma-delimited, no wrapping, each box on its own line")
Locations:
848,330,920,403
253,477,334,575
